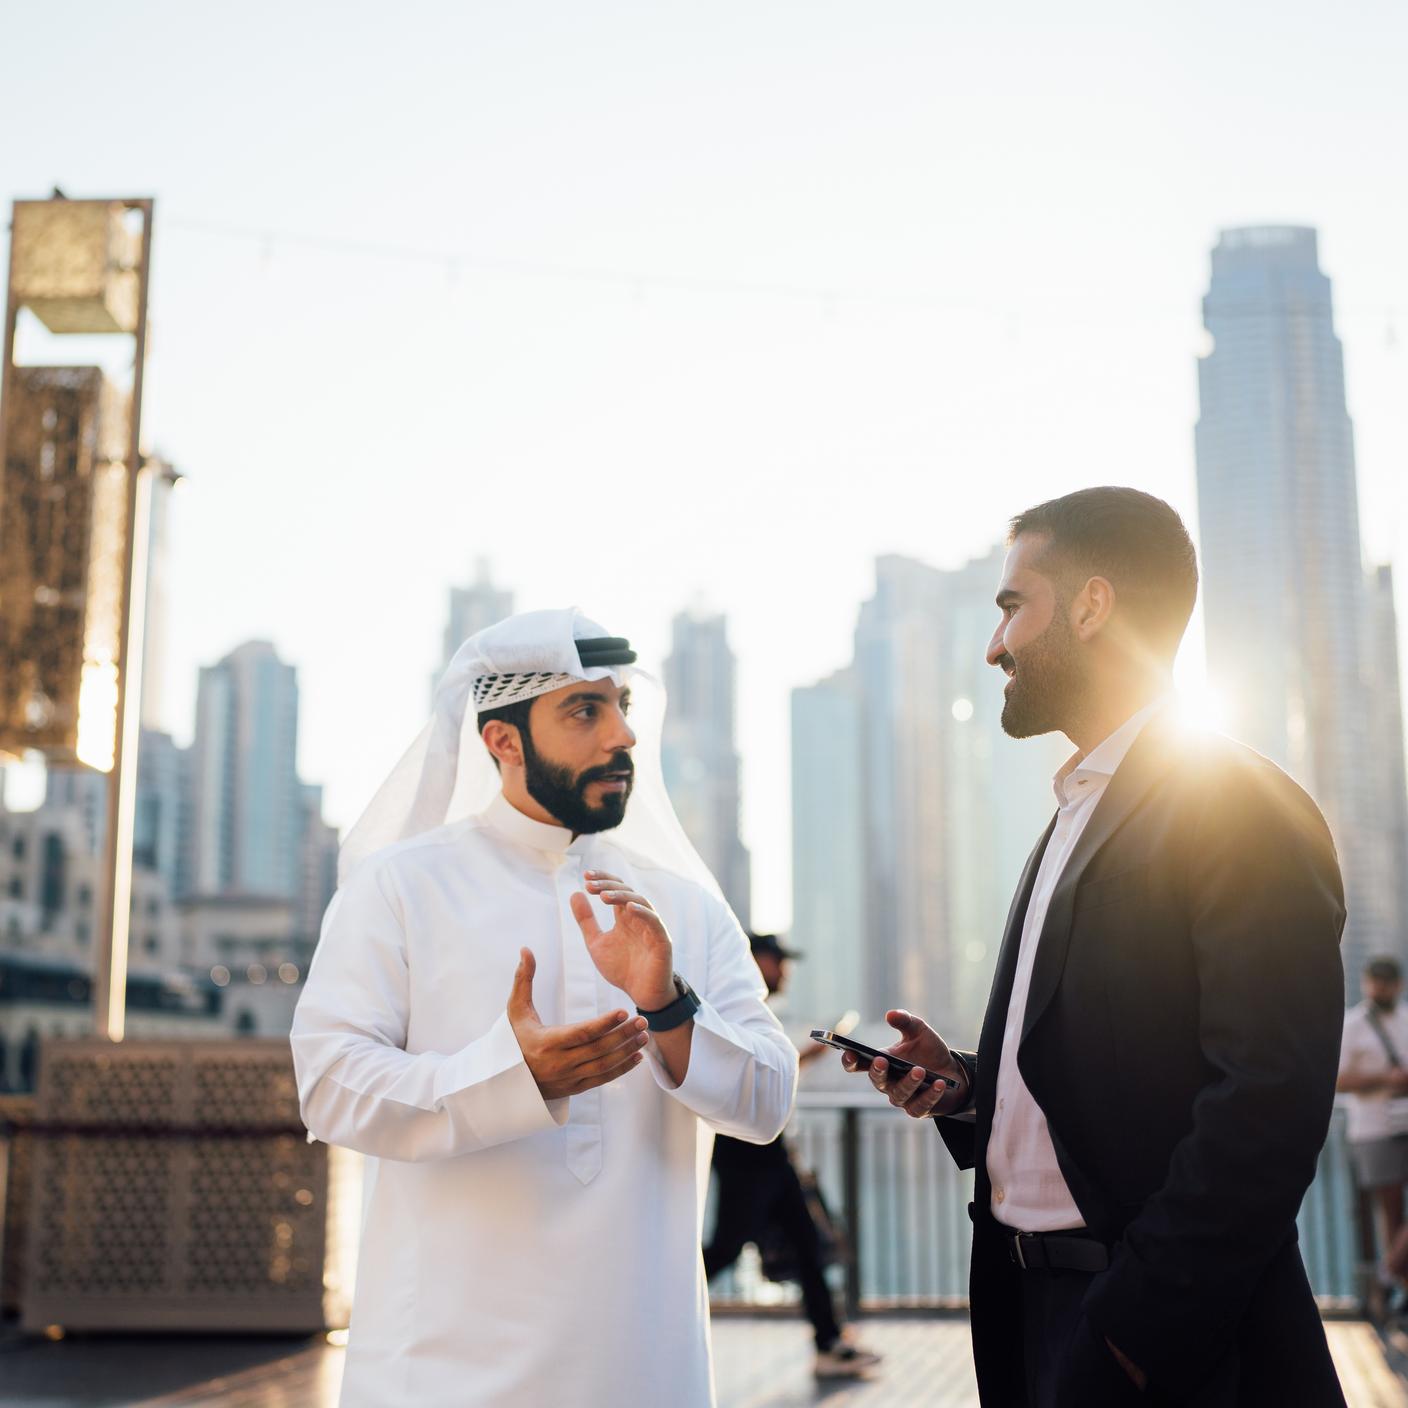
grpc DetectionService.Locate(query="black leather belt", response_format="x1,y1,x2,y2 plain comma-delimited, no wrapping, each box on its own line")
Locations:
1006,1230,1110,1273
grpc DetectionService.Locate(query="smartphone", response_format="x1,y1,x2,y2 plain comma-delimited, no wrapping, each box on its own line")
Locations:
810,1030,959,1091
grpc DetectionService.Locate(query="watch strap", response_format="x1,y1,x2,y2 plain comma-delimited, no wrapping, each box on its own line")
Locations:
637,974,701,1033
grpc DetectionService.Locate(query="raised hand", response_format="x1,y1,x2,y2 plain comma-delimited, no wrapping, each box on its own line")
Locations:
506,948,649,1100
571,871,676,1011
840,1009,970,1118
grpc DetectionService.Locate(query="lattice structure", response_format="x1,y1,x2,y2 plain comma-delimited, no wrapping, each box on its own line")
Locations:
21,1039,357,1332
0,366,131,764
0,1094,36,1313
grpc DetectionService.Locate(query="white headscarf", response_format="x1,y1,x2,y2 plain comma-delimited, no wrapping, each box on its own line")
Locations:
338,608,721,899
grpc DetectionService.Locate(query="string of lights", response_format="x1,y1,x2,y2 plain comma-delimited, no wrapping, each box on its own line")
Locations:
163,214,1401,339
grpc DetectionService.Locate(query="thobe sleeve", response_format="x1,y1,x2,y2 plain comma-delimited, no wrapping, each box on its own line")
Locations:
644,891,798,1142
290,862,568,1162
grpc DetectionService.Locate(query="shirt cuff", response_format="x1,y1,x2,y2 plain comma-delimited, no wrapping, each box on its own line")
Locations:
433,1009,570,1143
644,996,742,1118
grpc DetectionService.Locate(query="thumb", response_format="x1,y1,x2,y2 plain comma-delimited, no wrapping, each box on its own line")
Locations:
508,948,539,1023
887,1009,918,1036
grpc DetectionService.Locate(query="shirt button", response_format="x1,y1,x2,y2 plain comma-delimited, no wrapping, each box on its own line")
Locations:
995,1189,1005,1204
998,1099,1005,1111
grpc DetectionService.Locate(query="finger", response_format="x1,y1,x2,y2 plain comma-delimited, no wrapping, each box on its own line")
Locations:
898,1073,947,1119
888,1065,928,1108
597,888,653,911
867,1056,894,1092
887,1009,918,1035
572,1050,646,1093
560,1009,641,1048
569,891,606,941
574,1028,652,1077
507,948,538,1020
583,871,624,889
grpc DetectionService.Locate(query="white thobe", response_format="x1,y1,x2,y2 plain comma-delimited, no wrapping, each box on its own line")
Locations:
291,794,797,1408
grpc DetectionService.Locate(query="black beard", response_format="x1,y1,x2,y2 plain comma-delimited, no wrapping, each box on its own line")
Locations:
1373,995,1398,1014
999,611,1088,740
521,728,633,834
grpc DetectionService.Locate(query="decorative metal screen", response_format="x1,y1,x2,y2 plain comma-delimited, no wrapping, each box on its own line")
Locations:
0,366,131,765
21,1038,357,1332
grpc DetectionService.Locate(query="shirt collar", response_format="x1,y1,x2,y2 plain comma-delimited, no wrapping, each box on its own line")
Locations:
485,790,576,854
1053,697,1169,807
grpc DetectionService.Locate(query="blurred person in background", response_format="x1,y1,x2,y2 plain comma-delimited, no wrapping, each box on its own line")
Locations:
704,932,882,1380
1337,955,1408,1316
837,488,1346,1407
293,610,797,1408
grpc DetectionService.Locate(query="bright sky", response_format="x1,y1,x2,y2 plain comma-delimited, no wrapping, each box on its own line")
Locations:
3,1,1406,929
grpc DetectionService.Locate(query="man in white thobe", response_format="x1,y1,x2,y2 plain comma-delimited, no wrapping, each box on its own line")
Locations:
292,610,796,1407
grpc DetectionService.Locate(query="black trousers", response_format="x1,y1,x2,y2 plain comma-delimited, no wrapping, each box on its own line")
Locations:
704,1135,842,1351
1020,1265,1242,1408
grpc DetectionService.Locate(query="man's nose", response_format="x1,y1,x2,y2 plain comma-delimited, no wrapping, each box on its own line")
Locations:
985,625,1006,667
607,713,637,752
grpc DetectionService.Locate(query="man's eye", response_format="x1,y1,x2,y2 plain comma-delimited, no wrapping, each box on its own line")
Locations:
577,706,597,720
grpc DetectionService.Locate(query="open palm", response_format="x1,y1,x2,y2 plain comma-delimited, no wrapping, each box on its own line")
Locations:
570,872,675,1011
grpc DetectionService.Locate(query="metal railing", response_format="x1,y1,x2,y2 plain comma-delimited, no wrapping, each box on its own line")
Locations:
709,1094,1368,1316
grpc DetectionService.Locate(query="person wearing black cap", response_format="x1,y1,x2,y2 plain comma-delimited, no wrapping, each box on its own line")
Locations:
703,933,882,1380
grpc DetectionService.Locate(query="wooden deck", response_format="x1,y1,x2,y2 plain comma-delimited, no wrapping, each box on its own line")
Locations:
0,1317,1403,1407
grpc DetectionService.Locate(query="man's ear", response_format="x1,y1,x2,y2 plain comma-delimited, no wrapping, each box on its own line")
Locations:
481,721,525,770
1071,576,1116,641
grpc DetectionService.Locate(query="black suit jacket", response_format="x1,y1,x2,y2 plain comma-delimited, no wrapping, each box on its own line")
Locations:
938,719,1347,1406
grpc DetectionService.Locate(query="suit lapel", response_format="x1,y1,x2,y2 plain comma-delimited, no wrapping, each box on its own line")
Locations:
1019,720,1180,1046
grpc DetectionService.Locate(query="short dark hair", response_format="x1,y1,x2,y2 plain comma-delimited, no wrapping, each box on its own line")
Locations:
1009,486,1198,655
1366,956,1403,982
476,697,534,738
476,697,535,772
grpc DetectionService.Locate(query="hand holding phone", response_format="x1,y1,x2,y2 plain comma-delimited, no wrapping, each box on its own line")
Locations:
811,1030,959,1091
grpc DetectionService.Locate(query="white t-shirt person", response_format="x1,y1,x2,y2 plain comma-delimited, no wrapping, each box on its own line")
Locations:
1339,1000,1408,1144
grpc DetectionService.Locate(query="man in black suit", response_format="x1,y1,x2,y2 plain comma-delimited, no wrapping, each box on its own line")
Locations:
840,487,1346,1406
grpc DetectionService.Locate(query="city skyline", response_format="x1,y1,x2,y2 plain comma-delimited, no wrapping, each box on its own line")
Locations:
3,1,1406,932
1195,225,1408,988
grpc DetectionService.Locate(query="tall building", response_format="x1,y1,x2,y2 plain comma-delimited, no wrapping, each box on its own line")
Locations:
434,559,513,700
297,781,340,940
1195,225,1408,991
788,668,864,1027
133,728,190,899
661,610,752,926
792,550,1066,1033
188,641,302,899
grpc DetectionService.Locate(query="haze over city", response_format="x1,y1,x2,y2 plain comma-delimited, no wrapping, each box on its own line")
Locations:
3,0,1406,930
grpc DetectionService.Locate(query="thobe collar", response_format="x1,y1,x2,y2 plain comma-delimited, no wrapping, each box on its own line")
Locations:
485,790,589,857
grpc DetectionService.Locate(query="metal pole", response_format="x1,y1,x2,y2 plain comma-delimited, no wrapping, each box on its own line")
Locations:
93,199,155,1042
0,218,21,638
841,1105,863,1321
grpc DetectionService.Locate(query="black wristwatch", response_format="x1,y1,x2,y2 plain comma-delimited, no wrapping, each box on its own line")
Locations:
637,974,701,1033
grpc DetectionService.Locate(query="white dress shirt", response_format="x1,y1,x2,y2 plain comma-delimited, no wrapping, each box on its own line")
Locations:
987,701,1164,1231
1339,1000,1408,1144
292,792,797,1408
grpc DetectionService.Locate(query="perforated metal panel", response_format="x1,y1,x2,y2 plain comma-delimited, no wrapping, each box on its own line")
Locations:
21,1038,357,1331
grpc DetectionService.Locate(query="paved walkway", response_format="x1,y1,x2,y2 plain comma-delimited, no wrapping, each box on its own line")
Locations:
0,1316,1403,1406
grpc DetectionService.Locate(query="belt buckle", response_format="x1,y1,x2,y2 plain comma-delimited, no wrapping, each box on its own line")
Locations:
1012,1233,1030,1269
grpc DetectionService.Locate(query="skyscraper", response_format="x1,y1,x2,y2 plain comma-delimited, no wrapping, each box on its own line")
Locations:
792,549,1065,1032
188,641,302,899
1195,226,1408,990
434,560,514,701
661,610,752,926
789,668,864,1026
